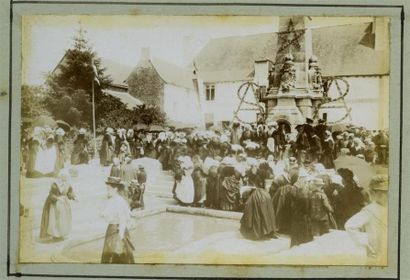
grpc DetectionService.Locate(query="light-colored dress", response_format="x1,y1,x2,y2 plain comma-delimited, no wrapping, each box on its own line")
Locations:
35,145,58,175
100,194,135,264
345,201,387,264
40,181,75,239
175,168,195,204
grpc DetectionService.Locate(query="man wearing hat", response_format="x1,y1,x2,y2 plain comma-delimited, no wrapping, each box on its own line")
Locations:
308,177,334,237
345,175,388,264
308,130,322,164
315,118,327,145
295,124,310,164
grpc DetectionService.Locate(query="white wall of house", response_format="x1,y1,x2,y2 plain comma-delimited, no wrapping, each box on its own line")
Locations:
163,84,202,125
196,75,389,130
319,76,389,130
199,81,259,126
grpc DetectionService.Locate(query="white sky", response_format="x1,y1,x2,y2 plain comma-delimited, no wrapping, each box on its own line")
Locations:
22,15,374,85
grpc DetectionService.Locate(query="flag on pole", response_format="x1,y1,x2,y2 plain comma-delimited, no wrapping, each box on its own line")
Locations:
91,59,100,86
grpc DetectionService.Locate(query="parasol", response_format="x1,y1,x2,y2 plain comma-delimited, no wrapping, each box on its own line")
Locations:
56,120,71,131
231,144,244,152
31,115,57,128
334,155,376,188
168,120,198,129
134,123,148,131
149,124,165,132
330,123,349,133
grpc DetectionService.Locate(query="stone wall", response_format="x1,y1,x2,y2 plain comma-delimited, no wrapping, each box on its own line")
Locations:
127,62,164,110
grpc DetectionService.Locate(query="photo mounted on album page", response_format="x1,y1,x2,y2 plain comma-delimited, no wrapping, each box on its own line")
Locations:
1,0,409,279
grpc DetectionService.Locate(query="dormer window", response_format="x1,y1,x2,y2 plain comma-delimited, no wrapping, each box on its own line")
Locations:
205,84,215,101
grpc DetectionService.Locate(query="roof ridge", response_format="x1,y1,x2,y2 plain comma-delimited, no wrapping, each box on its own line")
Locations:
208,31,277,42
310,20,373,31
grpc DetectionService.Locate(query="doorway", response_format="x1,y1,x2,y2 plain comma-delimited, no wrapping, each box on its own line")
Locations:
276,119,291,134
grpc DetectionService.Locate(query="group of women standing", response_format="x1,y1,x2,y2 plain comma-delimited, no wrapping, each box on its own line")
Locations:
25,126,66,178
39,171,135,264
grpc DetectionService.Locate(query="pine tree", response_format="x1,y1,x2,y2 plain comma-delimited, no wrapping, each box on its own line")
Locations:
52,28,112,92
43,28,166,129
44,28,113,127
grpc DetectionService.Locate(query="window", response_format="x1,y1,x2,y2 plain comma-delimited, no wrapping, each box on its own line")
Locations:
205,84,215,101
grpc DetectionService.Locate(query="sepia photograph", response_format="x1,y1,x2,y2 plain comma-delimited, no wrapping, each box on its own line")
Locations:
17,13,391,268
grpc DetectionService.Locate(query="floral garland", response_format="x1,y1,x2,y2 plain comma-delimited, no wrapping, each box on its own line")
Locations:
313,77,351,124
233,81,266,125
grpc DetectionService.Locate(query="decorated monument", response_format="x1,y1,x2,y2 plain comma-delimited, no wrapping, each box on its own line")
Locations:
261,16,325,127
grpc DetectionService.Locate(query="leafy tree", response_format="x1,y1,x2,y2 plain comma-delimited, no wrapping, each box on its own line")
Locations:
21,85,50,119
136,105,167,126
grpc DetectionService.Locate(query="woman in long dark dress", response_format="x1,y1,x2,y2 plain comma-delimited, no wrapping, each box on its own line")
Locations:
219,165,241,211
40,170,76,240
55,128,66,172
271,164,299,234
71,129,89,165
26,137,41,178
240,165,278,240
321,130,335,169
289,174,313,246
100,128,114,166
101,176,135,264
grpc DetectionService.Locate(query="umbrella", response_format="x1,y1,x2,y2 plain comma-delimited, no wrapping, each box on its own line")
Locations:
334,155,376,188
330,123,349,132
168,120,197,129
56,120,71,131
31,115,57,128
149,124,164,132
134,123,148,131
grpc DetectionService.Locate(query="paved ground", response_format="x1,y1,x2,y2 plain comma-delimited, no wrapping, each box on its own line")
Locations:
19,160,386,265
19,159,177,263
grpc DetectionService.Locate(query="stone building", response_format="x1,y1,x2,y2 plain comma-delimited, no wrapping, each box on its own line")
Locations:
127,48,203,127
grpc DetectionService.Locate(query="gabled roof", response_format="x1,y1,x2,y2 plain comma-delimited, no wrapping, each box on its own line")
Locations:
194,22,389,83
150,57,194,89
128,56,194,89
312,22,389,77
52,54,133,88
194,32,278,83
100,58,133,87
105,89,143,110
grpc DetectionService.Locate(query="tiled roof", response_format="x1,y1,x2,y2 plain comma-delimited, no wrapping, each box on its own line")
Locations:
150,57,194,89
194,22,388,82
105,89,143,109
100,58,133,87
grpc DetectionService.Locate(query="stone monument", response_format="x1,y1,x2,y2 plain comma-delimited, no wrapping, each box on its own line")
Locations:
261,16,325,127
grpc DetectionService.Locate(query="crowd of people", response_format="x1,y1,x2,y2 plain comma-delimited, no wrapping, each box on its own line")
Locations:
27,117,389,263
93,119,388,245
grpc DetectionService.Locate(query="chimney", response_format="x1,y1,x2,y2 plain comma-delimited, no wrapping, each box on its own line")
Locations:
254,59,273,87
141,47,150,61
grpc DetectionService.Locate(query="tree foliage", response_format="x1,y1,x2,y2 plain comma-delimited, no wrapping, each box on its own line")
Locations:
21,85,50,119
43,28,166,129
